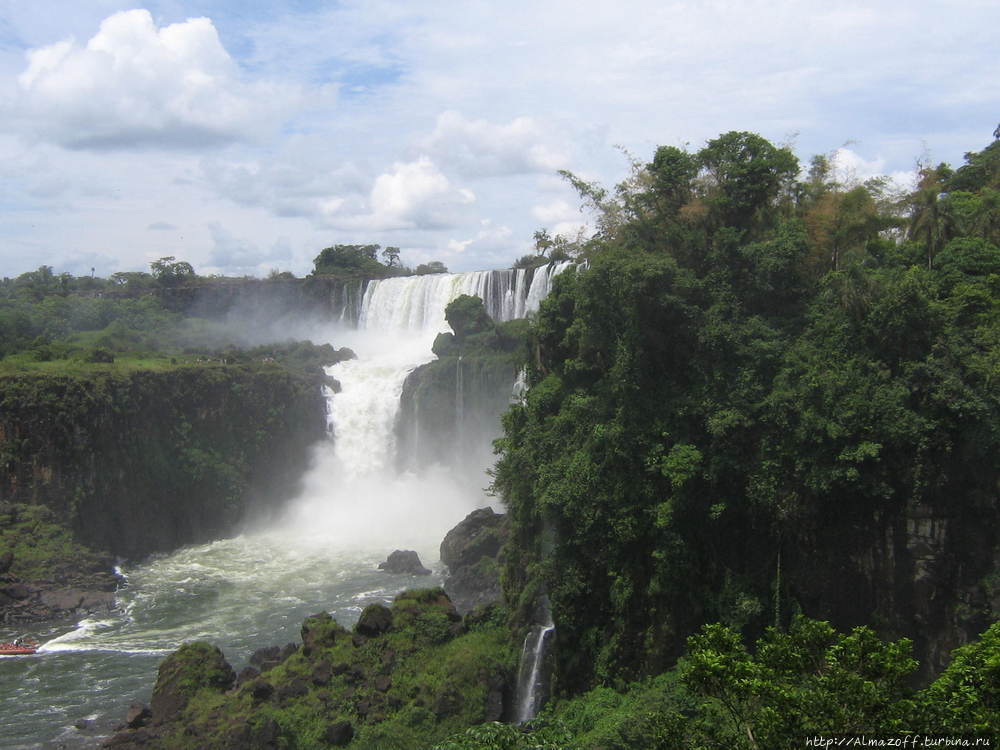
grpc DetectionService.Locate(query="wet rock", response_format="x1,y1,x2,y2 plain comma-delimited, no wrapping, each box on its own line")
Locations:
125,702,150,729
301,611,345,656
311,659,333,685
236,665,260,685
325,720,354,746
439,507,509,614
440,507,505,569
378,550,432,575
483,670,509,722
249,717,281,749
2,583,32,600
330,661,350,676
344,666,366,686
249,642,297,673
277,677,309,701
150,642,235,723
249,679,274,703
355,603,393,636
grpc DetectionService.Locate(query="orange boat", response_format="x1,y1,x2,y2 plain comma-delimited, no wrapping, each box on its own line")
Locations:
0,638,38,655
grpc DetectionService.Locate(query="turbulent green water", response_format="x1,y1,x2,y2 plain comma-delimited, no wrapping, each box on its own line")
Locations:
0,533,445,749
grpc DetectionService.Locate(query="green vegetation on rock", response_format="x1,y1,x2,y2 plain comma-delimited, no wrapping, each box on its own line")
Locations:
113,589,517,750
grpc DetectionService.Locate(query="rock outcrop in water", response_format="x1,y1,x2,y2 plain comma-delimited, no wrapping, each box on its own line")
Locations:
378,549,432,575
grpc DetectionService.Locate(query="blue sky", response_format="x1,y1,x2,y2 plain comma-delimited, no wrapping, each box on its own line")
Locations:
0,0,997,278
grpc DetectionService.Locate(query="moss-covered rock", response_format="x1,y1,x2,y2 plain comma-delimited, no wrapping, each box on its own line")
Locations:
150,642,236,723
356,604,394,637
110,588,518,749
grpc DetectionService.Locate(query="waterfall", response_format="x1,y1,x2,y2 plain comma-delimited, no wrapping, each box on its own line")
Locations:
282,263,575,549
513,595,555,724
455,355,464,462
357,261,572,329
511,367,528,403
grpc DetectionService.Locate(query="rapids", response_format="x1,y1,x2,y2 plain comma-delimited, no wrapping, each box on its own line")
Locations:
0,264,570,748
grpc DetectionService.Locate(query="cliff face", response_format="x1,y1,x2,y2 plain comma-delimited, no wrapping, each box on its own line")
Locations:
0,366,327,560
395,354,518,477
154,276,367,323
782,495,999,679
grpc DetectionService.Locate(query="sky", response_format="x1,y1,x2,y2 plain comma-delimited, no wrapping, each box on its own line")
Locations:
0,1,997,279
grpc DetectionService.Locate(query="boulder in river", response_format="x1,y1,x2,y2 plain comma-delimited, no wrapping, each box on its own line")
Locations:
378,550,431,576
439,506,509,614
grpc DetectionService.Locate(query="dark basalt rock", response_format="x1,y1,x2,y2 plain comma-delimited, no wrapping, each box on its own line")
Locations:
378,549,432,575
325,720,354,746
355,603,393,637
2,583,32,600
124,702,150,729
301,611,345,656
149,642,235,724
249,679,274,703
440,507,506,570
236,665,260,685
440,507,510,614
277,677,310,701
249,642,298,673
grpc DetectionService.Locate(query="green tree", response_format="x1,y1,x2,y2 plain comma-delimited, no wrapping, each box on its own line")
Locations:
416,261,449,275
696,131,799,234
150,256,196,286
906,165,956,268
382,246,401,267
312,244,387,276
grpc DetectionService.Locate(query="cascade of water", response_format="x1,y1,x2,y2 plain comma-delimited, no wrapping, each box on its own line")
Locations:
511,367,528,404
455,355,464,462
513,595,556,724
523,261,573,315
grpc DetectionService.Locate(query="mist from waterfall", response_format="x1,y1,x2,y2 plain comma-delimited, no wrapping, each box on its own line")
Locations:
273,263,572,555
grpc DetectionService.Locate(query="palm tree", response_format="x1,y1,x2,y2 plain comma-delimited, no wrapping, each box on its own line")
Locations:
907,167,956,268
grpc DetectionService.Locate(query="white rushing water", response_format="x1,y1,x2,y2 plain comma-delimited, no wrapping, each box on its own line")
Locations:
1,263,572,749
513,595,556,724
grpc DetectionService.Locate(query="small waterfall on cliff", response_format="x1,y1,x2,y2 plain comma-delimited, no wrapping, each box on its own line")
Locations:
513,595,556,724
511,367,528,404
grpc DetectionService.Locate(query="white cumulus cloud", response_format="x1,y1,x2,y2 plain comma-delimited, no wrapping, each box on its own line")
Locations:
322,156,475,231
11,9,298,150
423,110,568,177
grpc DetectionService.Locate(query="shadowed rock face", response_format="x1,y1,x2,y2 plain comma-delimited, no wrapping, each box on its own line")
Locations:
0,368,327,562
440,507,509,614
378,549,432,576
